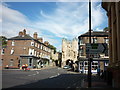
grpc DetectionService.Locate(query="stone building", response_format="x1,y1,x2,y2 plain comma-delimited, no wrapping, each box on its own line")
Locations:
102,1,120,88
62,38,78,68
51,52,62,67
78,30,109,74
2,29,54,69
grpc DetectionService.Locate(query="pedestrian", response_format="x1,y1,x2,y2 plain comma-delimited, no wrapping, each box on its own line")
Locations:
97,66,100,76
100,70,104,79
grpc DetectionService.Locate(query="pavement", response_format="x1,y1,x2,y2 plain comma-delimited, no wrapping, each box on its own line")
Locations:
2,65,56,71
81,75,112,88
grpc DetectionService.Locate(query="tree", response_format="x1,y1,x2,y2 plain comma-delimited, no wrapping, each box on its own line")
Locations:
103,27,108,32
0,36,7,47
48,44,56,54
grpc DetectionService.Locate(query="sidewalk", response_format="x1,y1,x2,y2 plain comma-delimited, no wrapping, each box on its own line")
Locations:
2,66,56,71
81,75,112,88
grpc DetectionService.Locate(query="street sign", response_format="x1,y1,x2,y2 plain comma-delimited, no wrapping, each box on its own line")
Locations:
86,43,108,54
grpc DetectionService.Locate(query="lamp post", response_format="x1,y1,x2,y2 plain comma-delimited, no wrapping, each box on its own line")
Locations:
88,0,92,87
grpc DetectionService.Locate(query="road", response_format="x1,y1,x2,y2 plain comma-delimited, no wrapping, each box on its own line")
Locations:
2,67,87,89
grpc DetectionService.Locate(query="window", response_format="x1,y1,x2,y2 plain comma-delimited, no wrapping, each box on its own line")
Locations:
40,45,42,49
105,62,109,66
10,48,14,55
31,41,34,46
93,38,97,43
38,44,39,48
80,40,83,44
92,61,98,70
29,58,32,66
35,43,37,47
9,59,14,66
104,38,109,43
1,48,5,55
12,41,15,46
35,51,37,56
29,48,32,55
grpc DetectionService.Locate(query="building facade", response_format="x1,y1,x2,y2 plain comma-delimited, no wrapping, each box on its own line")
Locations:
102,1,120,88
2,29,54,69
62,38,78,68
78,30,109,74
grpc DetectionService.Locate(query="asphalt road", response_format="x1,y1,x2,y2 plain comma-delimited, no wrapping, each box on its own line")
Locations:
2,67,86,89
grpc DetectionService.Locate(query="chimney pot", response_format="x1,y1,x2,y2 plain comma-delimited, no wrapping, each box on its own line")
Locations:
38,38,43,43
19,31,23,36
23,29,26,35
33,32,38,39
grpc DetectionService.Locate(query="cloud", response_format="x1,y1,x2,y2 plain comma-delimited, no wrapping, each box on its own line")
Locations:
1,2,108,51
32,2,107,40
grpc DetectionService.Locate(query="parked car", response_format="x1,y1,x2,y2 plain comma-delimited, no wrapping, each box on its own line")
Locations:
63,65,71,69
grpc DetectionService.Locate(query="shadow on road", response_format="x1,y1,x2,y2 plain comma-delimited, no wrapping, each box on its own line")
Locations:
2,73,86,90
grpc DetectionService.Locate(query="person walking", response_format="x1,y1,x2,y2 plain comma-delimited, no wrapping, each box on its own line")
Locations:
97,66,100,76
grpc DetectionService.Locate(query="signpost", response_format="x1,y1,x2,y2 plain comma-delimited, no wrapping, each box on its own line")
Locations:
86,43,108,54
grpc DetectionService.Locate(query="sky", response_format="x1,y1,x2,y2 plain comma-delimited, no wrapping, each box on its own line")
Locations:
0,1,108,51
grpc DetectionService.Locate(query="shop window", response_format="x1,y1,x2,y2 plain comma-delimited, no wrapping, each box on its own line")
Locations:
29,58,32,66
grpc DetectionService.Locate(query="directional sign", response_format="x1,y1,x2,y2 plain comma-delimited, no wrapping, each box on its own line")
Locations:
86,43,108,54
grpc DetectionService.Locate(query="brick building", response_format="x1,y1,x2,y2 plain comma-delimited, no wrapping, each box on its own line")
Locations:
102,1,120,88
78,30,109,74
2,29,54,69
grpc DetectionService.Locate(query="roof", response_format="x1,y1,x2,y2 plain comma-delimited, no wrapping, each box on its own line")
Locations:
8,34,54,49
8,34,34,40
78,31,108,38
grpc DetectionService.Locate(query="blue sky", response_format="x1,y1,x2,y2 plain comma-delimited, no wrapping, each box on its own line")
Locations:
0,1,108,51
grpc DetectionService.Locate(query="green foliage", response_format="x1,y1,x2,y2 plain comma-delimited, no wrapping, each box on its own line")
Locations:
103,27,108,31
48,44,56,54
0,36,7,46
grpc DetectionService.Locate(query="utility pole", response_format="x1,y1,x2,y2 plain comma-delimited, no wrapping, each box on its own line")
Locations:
88,0,92,87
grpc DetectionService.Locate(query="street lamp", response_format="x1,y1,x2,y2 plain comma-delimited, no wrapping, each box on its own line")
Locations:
88,0,92,87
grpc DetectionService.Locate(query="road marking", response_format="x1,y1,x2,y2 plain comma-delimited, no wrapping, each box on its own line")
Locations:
58,68,61,70
36,71,39,74
28,71,39,76
49,73,60,78
28,75,32,76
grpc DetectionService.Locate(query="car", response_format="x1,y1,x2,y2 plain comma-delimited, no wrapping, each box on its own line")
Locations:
63,65,71,69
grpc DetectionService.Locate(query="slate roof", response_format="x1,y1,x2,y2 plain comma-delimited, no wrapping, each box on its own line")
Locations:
8,34,34,40
78,31,108,38
8,34,53,49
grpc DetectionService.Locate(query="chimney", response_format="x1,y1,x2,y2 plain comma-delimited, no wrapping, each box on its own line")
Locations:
19,31,23,36
44,41,49,46
33,32,38,39
23,29,26,35
38,38,43,43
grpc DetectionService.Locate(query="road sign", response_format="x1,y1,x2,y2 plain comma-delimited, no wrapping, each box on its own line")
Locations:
86,43,108,54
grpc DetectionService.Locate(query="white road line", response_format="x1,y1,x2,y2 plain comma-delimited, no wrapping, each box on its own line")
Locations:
28,71,39,76
49,73,60,78
36,71,39,74
28,75,32,76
